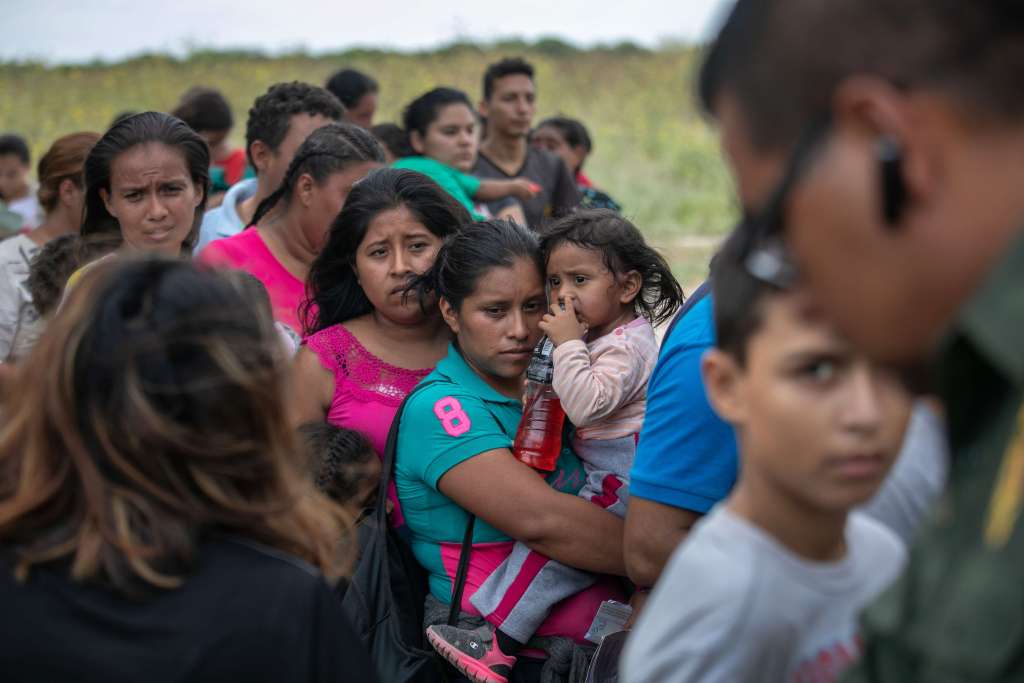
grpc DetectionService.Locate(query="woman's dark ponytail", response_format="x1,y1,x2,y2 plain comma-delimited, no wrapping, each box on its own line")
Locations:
251,122,384,226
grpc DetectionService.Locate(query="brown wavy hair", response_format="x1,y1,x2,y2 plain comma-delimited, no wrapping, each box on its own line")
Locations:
36,131,101,214
0,257,352,595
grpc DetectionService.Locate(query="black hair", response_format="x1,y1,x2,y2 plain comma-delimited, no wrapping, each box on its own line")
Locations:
220,269,274,322
299,422,377,506
24,235,76,316
537,116,592,154
171,86,234,134
25,235,79,317
0,134,30,165
540,209,683,326
699,0,1024,153
402,87,474,141
483,57,535,101
709,227,788,366
370,123,414,160
80,112,210,251
304,167,471,335
325,69,379,110
411,218,543,315
250,122,385,225
109,111,138,129
26,233,121,317
245,82,345,168
70,258,284,462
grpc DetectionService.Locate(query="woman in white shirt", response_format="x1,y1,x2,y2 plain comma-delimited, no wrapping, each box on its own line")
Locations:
0,131,99,361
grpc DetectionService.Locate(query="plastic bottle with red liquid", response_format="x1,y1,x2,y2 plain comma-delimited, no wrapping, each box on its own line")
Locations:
513,336,566,472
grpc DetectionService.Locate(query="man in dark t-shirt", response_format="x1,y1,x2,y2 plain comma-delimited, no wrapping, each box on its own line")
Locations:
473,58,580,229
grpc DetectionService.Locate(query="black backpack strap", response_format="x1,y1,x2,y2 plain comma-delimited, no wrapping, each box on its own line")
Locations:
444,404,517,625
381,379,477,627
447,515,476,626
376,379,441,525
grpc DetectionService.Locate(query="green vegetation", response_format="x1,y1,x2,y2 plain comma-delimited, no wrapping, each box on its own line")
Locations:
0,42,735,287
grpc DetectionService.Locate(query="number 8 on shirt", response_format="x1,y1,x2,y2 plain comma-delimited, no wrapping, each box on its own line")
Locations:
434,397,472,437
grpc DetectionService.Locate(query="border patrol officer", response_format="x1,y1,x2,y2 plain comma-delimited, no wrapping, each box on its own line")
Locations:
696,1,1024,679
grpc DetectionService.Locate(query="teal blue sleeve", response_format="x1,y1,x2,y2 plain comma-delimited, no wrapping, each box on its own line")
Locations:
398,386,512,491
453,168,482,197
392,157,422,171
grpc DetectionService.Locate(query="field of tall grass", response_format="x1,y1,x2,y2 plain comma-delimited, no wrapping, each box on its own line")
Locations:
1,42,736,286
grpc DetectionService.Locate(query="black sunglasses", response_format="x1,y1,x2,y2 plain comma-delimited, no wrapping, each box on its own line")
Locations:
736,113,832,287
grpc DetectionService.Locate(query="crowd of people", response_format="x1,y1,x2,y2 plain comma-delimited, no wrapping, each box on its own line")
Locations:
1,1,1022,681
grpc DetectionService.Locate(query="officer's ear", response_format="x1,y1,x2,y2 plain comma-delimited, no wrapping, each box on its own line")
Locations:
701,348,747,426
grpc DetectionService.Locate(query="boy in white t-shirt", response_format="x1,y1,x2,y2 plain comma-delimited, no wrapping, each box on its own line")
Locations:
623,233,913,683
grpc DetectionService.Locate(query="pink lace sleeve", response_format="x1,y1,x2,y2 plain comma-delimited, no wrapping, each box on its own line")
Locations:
303,324,432,408
304,326,344,374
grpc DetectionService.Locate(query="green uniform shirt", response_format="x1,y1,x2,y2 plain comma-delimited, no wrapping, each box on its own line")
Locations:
845,232,1024,681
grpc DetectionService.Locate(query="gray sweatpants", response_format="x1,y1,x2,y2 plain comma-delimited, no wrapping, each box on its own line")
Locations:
469,435,634,643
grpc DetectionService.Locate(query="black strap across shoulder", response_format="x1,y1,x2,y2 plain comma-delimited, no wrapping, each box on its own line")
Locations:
381,379,476,627
447,516,476,626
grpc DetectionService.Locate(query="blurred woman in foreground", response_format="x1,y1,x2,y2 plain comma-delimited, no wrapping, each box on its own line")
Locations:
0,258,375,682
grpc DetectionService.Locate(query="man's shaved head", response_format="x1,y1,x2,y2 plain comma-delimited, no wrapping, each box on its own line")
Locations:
699,0,1024,152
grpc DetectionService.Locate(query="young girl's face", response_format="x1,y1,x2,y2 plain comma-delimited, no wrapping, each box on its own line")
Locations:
531,125,586,176
411,103,478,173
546,241,638,340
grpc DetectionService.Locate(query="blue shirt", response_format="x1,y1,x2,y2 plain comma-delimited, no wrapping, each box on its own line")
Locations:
630,292,738,513
193,178,258,257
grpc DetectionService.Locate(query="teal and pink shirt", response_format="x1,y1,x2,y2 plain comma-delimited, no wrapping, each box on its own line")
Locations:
395,344,625,643
197,226,309,334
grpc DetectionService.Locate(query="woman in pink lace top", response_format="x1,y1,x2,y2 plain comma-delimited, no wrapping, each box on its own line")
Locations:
302,325,430,457
290,168,472,462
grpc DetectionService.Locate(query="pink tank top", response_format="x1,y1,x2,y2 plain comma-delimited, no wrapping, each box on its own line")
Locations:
304,324,433,524
196,227,311,334
304,323,433,454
